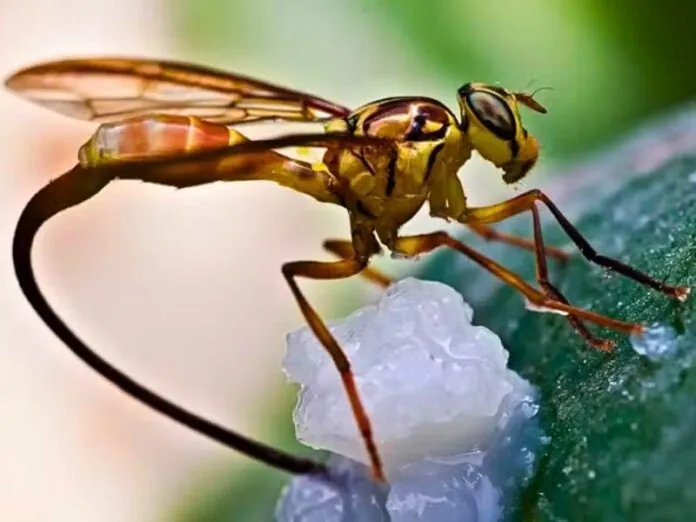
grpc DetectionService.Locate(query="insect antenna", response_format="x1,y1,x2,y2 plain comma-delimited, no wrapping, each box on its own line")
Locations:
529,85,554,98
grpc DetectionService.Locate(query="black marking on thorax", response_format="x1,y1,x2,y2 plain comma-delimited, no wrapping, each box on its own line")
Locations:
356,200,376,219
424,142,445,184
361,98,450,139
350,150,378,177
385,149,398,196
405,114,426,140
351,98,455,197
509,139,520,159
346,113,360,132
406,112,450,142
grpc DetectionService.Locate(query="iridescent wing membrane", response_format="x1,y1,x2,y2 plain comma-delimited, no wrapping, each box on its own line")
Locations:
4,57,393,202
5,57,351,124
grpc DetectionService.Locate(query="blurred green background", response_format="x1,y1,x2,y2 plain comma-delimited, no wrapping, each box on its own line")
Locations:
163,1,696,520
172,0,696,160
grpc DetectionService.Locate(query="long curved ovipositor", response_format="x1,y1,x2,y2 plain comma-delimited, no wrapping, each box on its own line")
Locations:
11,133,391,479
12,164,334,477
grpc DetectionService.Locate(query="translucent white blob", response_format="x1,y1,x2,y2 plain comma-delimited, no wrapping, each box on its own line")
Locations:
277,278,545,521
629,322,679,361
276,381,543,521
283,278,528,473
275,456,388,522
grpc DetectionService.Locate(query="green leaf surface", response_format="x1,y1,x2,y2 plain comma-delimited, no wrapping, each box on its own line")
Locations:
419,106,696,521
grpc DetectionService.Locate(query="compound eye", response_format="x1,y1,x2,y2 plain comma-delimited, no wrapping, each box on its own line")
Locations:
467,91,516,141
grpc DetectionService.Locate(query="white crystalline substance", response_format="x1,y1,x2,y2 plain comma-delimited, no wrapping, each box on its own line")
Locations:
277,278,544,521
276,392,542,522
275,455,389,522
630,322,679,361
283,277,524,472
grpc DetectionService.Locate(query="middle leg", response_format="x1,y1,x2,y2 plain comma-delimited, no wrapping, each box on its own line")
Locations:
527,203,614,350
323,239,392,288
325,236,604,345
466,222,569,262
392,231,645,337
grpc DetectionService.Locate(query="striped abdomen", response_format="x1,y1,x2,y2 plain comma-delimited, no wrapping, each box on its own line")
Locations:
79,114,237,167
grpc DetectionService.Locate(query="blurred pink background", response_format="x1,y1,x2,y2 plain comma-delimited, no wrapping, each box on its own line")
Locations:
0,1,349,520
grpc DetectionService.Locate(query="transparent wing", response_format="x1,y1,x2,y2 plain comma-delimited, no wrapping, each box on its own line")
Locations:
5,57,351,124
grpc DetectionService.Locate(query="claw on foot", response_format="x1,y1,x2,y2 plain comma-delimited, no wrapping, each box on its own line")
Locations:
589,338,616,352
673,286,691,303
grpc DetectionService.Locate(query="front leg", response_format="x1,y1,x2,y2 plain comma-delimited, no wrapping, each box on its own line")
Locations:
431,175,567,260
428,172,467,220
454,189,689,301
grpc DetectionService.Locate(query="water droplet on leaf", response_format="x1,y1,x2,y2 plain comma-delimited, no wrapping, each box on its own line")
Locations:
629,323,679,361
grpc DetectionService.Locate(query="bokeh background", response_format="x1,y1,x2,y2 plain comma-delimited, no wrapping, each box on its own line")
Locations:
1,1,695,521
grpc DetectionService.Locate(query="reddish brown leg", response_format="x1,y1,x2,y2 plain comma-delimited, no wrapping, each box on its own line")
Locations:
460,189,689,301
282,257,386,482
528,204,614,351
467,222,569,262
323,239,393,288
393,231,645,335
326,235,607,348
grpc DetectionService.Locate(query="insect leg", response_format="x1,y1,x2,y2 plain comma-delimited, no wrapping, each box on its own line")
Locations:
13,166,328,478
323,235,607,345
282,257,386,483
392,231,644,335
528,203,614,351
323,239,392,287
458,189,689,301
466,222,568,262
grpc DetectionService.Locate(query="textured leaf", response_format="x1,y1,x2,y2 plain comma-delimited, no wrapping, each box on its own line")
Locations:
419,106,696,521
